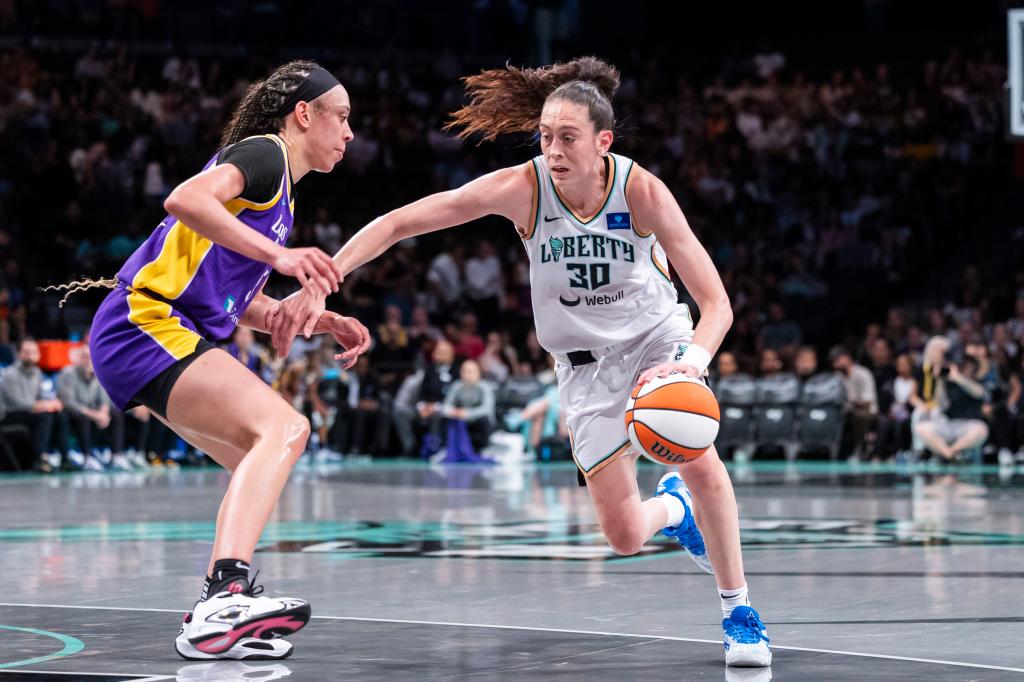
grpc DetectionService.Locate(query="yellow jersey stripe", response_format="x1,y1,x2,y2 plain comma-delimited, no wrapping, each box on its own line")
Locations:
126,290,201,360
130,221,214,299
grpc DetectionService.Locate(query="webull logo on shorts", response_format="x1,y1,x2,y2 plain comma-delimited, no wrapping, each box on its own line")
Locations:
650,440,687,463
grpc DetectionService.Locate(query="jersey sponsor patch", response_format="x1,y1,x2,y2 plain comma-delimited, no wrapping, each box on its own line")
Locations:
559,289,624,307
606,212,631,230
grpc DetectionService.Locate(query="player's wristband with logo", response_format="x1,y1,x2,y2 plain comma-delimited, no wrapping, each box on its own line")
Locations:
680,344,712,374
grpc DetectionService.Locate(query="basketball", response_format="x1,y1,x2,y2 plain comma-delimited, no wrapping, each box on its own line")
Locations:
625,374,720,465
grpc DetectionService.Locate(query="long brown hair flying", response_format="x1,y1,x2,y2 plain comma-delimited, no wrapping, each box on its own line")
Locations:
446,56,620,143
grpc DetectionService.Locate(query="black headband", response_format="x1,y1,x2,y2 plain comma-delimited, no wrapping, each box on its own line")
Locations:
276,66,341,117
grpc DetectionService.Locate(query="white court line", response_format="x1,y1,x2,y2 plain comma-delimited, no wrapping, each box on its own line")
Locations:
0,671,172,680
1,602,1022,675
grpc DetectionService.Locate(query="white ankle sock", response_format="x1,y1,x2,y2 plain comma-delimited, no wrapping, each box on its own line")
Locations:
658,492,685,529
719,583,749,619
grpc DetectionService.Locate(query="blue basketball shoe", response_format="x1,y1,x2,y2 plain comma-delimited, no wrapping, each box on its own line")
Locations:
655,472,713,574
723,605,772,667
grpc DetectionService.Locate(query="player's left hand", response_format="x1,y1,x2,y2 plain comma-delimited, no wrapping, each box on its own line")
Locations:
317,312,371,369
638,361,701,384
267,288,327,357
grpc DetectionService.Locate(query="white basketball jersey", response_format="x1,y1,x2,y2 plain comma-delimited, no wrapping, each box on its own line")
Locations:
521,153,680,353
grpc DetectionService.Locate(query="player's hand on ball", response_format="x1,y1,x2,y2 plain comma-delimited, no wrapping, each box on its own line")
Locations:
268,288,327,357
318,312,371,369
639,362,701,384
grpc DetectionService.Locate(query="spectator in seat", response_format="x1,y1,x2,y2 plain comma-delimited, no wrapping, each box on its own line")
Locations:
758,302,803,353
0,338,69,471
451,312,485,361
876,353,917,457
57,345,129,469
515,382,567,457
442,359,496,451
793,346,818,382
497,361,544,417
464,240,503,333
337,356,390,456
372,304,412,393
393,340,459,455
408,305,441,362
712,351,740,384
758,348,783,378
909,336,951,455
426,241,464,316
478,332,510,383
965,338,1013,463
914,356,989,461
830,345,878,458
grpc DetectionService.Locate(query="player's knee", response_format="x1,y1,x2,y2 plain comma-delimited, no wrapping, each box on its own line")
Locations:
604,524,648,556
283,414,311,454
253,412,310,457
682,459,721,493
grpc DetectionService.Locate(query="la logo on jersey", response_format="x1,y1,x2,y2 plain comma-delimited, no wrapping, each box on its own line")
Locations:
606,212,631,230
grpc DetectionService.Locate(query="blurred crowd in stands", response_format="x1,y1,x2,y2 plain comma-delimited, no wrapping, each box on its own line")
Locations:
0,1,1020,470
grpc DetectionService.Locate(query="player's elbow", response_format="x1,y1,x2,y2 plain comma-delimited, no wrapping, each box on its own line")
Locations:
163,185,194,218
384,213,413,246
720,299,734,330
163,188,183,217
701,293,733,330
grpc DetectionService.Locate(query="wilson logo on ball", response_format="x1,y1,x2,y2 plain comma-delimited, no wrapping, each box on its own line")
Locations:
624,374,720,465
651,442,687,463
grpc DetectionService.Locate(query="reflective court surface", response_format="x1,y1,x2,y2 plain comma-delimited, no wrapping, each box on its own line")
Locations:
1,460,1023,681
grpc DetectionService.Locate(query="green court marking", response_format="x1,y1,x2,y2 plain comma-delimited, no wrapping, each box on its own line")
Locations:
0,457,1014,482
0,625,84,669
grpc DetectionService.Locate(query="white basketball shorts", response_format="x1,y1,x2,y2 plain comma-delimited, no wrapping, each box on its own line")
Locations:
553,306,695,478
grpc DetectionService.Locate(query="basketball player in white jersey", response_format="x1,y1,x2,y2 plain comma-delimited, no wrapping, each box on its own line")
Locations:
270,57,771,668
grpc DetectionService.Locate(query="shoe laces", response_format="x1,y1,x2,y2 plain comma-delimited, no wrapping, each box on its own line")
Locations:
677,515,704,548
247,568,265,597
724,610,770,645
666,507,705,552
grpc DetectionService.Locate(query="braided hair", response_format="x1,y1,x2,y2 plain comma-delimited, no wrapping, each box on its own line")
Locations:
221,59,323,146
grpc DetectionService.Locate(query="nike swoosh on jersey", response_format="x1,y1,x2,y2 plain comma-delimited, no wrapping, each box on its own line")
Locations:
544,215,564,222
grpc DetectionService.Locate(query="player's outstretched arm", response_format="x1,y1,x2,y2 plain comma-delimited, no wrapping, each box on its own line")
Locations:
334,164,533,277
628,166,734,382
267,163,534,356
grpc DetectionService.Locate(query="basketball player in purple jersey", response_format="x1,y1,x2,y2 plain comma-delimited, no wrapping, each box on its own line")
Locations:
71,61,370,660
270,57,771,668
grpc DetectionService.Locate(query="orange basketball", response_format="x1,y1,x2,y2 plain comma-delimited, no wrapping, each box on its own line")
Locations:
624,375,720,465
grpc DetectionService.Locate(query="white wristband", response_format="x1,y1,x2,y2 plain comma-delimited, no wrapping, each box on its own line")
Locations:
680,344,712,374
